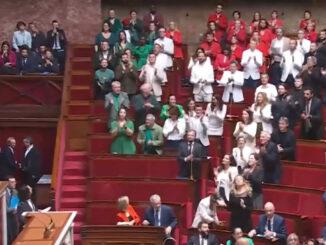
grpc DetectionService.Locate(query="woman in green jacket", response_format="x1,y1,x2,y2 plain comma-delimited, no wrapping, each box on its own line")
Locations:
160,94,185,121
133,36,153,71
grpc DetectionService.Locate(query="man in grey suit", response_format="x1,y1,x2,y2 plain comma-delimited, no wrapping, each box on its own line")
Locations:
104,81,130,129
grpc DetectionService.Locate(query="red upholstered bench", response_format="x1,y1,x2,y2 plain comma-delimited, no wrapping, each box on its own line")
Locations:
296,140,326,164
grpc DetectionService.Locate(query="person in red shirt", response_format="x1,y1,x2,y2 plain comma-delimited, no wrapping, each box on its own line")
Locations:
208,21,225,43
268,10,283,34
227,19,247,48
228,11,246,31
207,4,228,39
230,36,244,64
200,32,221,63
251,31,269,58
166,21,183,59
249,12,261,34
299,10,316,32
116,196,141,226
259,19,274,48
305,22,318,43
214,46,234,80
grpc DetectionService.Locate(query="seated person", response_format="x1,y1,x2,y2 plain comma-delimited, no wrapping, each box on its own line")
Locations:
248,202,287,243
133,36,153,71
255,73,277,102
116,196,140,226
38,49,59,74
190,52,214,102
115,52,139,97
232,136,252,171
105,81,130,129
143,194,177,236
192,193,225,228
177,130,205,180
300,87,323,140
251,92,273,134
154,27,174,69
0,41,17,75
226,227,254,245
160,94,184,121
94,59,115,99
132,83,160,128
219,61,244,103
16,45,38,74
188,221,219,245
163,106,186,149
139,53,167,102
271,117,296,161
17,185,37,231
93,41,114,70
110,107,136,155
12,21,32,52
137,114,163,155
205,94,227,136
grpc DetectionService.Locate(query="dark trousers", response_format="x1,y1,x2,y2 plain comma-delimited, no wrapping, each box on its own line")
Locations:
7,212,18,244
178,160,200,180
268,62,282,86
244,77,260,89
284,74,295,88
263,166,281,184
53,49,65,73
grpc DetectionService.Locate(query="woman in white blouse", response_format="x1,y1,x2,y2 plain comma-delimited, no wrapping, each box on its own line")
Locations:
184,98,196,120
233,109,257,150
163,106,186,149
214,154,238,203
205,94,227,136
232,136,253,171
251,92,273,134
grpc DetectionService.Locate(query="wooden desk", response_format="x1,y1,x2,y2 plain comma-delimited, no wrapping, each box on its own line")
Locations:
81,225,166,245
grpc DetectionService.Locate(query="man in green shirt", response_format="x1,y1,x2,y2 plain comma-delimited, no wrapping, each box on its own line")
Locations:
160,94,185,120
137,114,163,155
94,59,115,99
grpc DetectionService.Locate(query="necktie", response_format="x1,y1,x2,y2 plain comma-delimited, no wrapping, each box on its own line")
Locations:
267,219,272,231
188,142,193,155
154,209,159,226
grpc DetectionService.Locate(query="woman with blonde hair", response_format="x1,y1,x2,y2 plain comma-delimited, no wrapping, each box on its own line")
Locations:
116,196,141,226
251,92,273,134
228,175,253,232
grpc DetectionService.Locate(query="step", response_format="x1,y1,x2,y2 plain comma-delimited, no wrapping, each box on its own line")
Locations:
62,185,87,198
70,85,92,101
73,221,84,234
62,176,87,185
90,117,108,134
74,233,81,245
68,101,91,115
63,161,87,170
71,57,93,70
71,71,93,86
60,197,86,208
73,46,93,58
64,151,88,161
63,161,87,176
60,208,86,222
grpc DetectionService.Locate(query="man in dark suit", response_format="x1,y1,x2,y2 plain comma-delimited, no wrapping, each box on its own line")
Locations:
17,185,36,231
16,45,38,74
259,131,281,184
177,130,205,180
0,137,18,180
187,221,219,245
300,87,323,140
6,176,19,244
143,194,177,237
248,202,287,244
21,137,41,190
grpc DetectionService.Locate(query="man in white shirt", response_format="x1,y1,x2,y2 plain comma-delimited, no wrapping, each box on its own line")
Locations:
255,73,277,102
281,39,304,86
139,53,167,101
241,39,263,89
12,21,32,52
187,105,209,155
154,27,174,69
297,29,311,55
219,61,244,103
190,52,214,102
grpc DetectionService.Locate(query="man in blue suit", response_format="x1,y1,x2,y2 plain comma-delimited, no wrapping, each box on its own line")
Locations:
143,194,177,236
248,202,287,243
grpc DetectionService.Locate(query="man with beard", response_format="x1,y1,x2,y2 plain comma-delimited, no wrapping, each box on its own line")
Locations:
316,29,326,67
188,221,219,245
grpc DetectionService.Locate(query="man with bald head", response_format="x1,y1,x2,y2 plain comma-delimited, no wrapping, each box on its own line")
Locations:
248,202,287,243
0,137,18,180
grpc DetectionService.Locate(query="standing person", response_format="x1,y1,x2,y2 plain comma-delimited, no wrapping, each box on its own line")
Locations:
6,177,19,244
139,53,167,102
0,137,18,180
160,94,184,121
47,20,66,72
143,194,177,237
95,22,117,52
299,10,316,32
132,83,160,128
300,87,323,140
290,76,305,123
143,5,164,30
103,9,123,34
190,52,214,102
227,19,246,48
251,92,273,134
137,114,163,155
154,27,174,69
188,221,219,245
177,130,204,180
243,153,264,209
21,137,41,189
255,73,278,102
146,22,158,45
205,94,227,136
12,21,32,52
124,10,144,45
249,12,261,34
228,175,253,233
94,59,115,99
0,41,17,75
200,32,221,64
17,185,37,231
163,107,186,149
214,46,234,81
133,36,153,71
297,29,311,55
232,137,252,171
105,81,130,129
219,61,244,103
259,19,274,48
268,10,284,33
185,98,196,120
115,52,139,97
28,22,46,52
113,31,133,64
241,40,263,89
166,21,183,60
258,131,281,184
110,107,136,155
207,4,228,41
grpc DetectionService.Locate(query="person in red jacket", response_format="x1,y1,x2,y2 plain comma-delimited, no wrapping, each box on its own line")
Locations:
228,10,246,31
207,4,228,39
305,22,318,42
200,32,221,63
230,36,244,65
116,196,141,226
214,46,234,81
259,19,274,48
249,12,261,34
268,10,283,34
299,10,316,32
227,19,247,48
0,41,17,75
208,21,225,43
166,21,183,59
251,31,269,58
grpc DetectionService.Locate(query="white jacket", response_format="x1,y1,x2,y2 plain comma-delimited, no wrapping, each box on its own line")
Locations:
232,146,253,169
255,84,278,102
233,121,257,150
190,60,214,95
154,37,174,68
205,104,227,136
296,39,311,55
281,50,304,82
139,63,167,97
219,70,244,102
192,196,219,228
163,118,186,140
188,116,210,146
241,49,263,80
251,103,273,134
